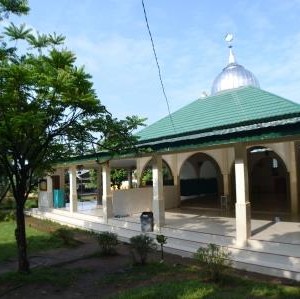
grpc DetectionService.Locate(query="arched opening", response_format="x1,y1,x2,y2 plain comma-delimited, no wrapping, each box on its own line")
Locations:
249,146,290,214
230,146,290,217
140,159,174,186
179,153,223,208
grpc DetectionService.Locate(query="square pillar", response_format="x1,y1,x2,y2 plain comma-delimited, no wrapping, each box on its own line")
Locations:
69,166,78,213
102,162,113,222
96,165,103,206
173,174,181,207
58,168,65,190
289,141,299,219
234,144,251,246
152,155,165,230
222,173,230,196
38,175,53,209
128,168,133,189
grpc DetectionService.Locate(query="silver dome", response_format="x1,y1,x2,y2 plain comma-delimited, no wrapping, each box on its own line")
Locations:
211,47,260,95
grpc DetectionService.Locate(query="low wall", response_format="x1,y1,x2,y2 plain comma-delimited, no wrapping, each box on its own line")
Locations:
164,186,179,209
38,191,53,208
113,186,179,216
113,187,152,216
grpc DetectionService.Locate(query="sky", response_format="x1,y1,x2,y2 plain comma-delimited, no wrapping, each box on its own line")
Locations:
8,0,300,126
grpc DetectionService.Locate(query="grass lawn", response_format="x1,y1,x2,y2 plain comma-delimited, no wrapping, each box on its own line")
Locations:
0,220,67,261
110,279,300,299
104,263,300,299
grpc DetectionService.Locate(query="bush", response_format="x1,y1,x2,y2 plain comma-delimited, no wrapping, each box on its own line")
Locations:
130,234,157,265
194,243,231,282
25,199,38,209
0,197,15,209
95,231,119,256
52,228,76,246
0,210,15,222
156,234,168,261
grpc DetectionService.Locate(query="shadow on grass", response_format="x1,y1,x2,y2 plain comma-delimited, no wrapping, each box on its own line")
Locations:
0,267,82,287
0,234,68,262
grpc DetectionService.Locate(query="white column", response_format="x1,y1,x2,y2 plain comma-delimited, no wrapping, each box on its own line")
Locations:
69,166,78,213
234,144,251,246
289,142,299,219
46,175,53,194
152,155,165,230
58,168,65,190
223,173,230,196
173,174,181,207
128,168,133,189
102,162,113,222
96,165,103,206
38,175,53,209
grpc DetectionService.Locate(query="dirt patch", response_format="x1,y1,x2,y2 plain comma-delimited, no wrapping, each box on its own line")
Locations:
1,218,299,298
1,244,298,299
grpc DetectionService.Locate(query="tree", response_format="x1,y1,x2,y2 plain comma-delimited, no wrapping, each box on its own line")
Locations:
0,0,29,20
0,2,144,273
111,168,127,189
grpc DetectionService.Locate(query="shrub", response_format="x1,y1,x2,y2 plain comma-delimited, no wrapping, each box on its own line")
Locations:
52,228,76,246
194,243,232,282
156,234,168,261
95,231,119,256
130,234,157,265
0,197,15,209
0,210,15,222
25,199,38,209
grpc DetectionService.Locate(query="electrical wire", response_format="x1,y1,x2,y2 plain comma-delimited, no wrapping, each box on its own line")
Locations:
141,0,176,133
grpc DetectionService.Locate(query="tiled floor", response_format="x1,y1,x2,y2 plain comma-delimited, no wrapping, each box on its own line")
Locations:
56,201,300,245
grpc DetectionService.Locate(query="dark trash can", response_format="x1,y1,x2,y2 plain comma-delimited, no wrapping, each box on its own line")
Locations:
140,211,154,232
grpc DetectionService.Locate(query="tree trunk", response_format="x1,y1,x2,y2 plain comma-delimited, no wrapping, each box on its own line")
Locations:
15,204,30,273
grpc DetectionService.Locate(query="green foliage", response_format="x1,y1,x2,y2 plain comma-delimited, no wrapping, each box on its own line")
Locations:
0,196,15,209
111,168,127,189
0,0,29,19
95,231,119,256
0,220,66,261
108,277,300,299
0,210,14,222
140,160,173,186
24,199,38,209
52,228,76,247
156,234,167,245
0,3,144,273
130,234,157,265
194,243,232,282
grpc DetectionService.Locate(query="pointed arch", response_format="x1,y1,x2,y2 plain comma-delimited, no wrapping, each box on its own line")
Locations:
140,158,174,186
179,152,223,208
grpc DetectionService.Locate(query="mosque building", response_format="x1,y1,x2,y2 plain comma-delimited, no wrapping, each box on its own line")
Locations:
36,37,300,281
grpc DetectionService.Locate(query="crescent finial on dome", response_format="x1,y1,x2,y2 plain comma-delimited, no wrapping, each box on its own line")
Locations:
211,35,260,95
225,33,236,64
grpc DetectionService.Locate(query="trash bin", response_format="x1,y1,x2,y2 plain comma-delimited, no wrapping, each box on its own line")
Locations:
140,211,154,232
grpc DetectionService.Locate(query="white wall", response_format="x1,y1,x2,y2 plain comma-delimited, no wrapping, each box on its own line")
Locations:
38,191,53,208
180,161,197,179
164,186,179,209
113,187,152,216
200,161,217,178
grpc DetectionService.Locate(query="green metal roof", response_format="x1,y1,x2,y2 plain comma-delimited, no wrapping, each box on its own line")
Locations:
136,86,300,142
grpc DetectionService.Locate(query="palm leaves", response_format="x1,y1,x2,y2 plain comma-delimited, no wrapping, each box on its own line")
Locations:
4,22,65,54
4,22,31,41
